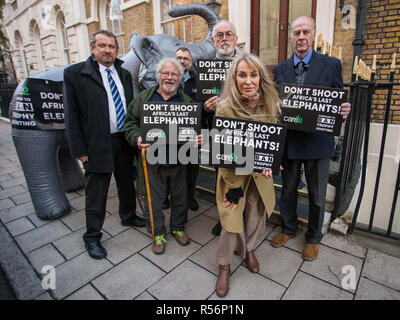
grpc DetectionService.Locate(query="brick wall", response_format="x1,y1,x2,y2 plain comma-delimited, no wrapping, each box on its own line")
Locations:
362,0,400,124
334,0,400,124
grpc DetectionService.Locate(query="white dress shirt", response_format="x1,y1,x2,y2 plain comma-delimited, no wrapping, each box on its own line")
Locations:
98,63,127,134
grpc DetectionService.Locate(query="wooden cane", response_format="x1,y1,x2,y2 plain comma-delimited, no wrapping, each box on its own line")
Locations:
141,148,155,241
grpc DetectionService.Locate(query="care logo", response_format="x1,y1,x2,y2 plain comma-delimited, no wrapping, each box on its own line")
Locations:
216,153,238,163
147,129,166,139
283,115,303,124
295,115,303,124
202,87,220,95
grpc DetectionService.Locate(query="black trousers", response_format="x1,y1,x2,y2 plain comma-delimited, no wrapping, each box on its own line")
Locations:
83,134,137,244
279,157,330,244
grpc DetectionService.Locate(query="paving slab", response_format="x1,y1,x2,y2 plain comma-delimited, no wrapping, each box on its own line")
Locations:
355,277,400,300
256,242,303,287
362,249,400,291
53,228,111,260
61,209,86,231
202,205,219,221
0,185,26,200
53,252,113,299
210,266,286,300
27,212,54,228
27,244,66,273
135,291,156,300
102,212,130,236
65,284,104,300
102,228,152,264
300,244,364,293
15,220,72,253
11,192,32,205
0,176,26,189
267,227,307,253
105,196,119,214
0,198,15,211
6,217,35,236
190,237,243,275
282,271,353,300
0,201,35,223
185,214,217,245
148,260,216,300
34,292,54,300
321,232,367,259
92,254,165,300
141,235,201,272
69,196,85,211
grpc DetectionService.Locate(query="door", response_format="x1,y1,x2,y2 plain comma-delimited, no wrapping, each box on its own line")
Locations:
251,0,317,75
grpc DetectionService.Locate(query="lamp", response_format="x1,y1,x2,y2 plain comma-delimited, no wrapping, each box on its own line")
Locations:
206,0,222,15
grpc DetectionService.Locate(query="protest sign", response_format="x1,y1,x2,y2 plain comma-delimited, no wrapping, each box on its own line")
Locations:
211,116,287,175
11,78,64,130
141,102,201,144
279,84,348,136
196,59,232,101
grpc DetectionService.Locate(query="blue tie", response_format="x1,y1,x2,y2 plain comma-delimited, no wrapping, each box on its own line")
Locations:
106,68,125,131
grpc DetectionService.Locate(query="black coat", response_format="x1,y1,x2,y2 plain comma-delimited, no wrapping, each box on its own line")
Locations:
273,50,344,160
63,55,134,172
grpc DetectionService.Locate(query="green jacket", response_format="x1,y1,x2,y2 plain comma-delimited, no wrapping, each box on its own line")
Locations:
124,85,193,195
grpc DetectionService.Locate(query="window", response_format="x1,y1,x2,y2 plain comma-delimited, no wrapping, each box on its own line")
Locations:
105,0,124,56
56,11,70,65
14,31,29,78
160,0,193,43
33,23,46,71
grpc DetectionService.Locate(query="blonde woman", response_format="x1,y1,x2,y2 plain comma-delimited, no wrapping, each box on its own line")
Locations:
215,53,280,297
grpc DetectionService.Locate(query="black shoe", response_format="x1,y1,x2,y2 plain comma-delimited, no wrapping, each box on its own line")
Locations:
212,221,222,236
162,198,170,210
85,242,107,260
189,199,199,211
121,216,146,227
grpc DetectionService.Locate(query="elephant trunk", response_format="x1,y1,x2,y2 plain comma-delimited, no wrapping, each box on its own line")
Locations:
168,4,221,40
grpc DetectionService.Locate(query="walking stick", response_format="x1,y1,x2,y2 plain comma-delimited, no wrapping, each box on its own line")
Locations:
141,148,155,241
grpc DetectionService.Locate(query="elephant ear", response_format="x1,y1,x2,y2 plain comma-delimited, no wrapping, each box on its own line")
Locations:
129,33,163,68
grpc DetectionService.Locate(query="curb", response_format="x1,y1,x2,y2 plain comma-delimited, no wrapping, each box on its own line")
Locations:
0,224,46,300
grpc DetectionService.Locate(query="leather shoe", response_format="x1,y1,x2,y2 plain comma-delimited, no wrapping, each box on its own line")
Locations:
212,221,222,236
216,265,230,297
271,232,296,248
303,243,320,261
189,199,199,211
246,251,259,273
121,216,146,227
85,242,107,260
172,230,190,246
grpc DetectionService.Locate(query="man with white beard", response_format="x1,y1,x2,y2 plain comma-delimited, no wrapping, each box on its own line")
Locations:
203,20,240,236
124,58,201,255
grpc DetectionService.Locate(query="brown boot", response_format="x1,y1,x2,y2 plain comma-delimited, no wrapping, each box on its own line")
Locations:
271,232,296,248
246,251,259,273
303,243,320,261
216,264,230,297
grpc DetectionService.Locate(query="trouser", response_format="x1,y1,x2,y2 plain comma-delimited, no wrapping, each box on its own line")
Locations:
83,134,137,244
186,163,199,202
279,157,330,244
143,164,188,236
217,179,265,265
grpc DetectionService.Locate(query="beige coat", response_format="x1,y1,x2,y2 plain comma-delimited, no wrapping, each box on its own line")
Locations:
215,103,276,234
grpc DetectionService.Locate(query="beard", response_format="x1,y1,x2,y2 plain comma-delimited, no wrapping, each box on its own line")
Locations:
216,43,234,57
162,82,179,94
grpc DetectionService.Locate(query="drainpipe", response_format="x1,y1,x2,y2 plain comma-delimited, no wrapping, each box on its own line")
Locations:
352,0,368,63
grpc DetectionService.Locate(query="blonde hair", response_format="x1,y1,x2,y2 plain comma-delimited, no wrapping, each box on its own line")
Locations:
217,53,279,122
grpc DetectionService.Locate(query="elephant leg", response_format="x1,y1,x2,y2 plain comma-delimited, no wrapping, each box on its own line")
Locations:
12,129,71,220
56,134,84,193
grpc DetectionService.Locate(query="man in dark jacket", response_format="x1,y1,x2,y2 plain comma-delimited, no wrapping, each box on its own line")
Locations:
63,30,145,260
272,16,351,261
124,58,201,255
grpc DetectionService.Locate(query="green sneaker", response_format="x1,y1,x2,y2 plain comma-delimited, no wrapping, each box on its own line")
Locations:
153,235,166,255
172,230,190,246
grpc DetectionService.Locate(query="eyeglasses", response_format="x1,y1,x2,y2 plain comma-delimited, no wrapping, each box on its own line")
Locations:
213,31,236,40
160,71,179,78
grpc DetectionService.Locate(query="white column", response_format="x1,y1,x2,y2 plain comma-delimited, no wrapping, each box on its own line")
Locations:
228,0,251,53
315,0,336,45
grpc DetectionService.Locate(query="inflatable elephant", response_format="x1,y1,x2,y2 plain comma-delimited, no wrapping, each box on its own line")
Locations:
9,3,220,220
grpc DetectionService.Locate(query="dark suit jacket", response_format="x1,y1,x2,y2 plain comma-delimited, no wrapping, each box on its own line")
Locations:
63,55,134,172
273,50,344,160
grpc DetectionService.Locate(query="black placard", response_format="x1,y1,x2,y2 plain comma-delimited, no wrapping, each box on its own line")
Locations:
279,84,348,136
140,102,202,144
211,116,287,175
11,78,65,130
196,58,233,101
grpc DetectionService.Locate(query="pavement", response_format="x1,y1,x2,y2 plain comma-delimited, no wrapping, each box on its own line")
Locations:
0,119,400,301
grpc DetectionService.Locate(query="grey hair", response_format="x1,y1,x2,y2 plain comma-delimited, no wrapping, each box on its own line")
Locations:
155,58,184,83
90,30,119,49
212,20,237,37
289,16,316,35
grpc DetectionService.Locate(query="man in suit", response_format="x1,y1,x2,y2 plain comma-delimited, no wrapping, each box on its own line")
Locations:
272,16,351,261
63,30,145,260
